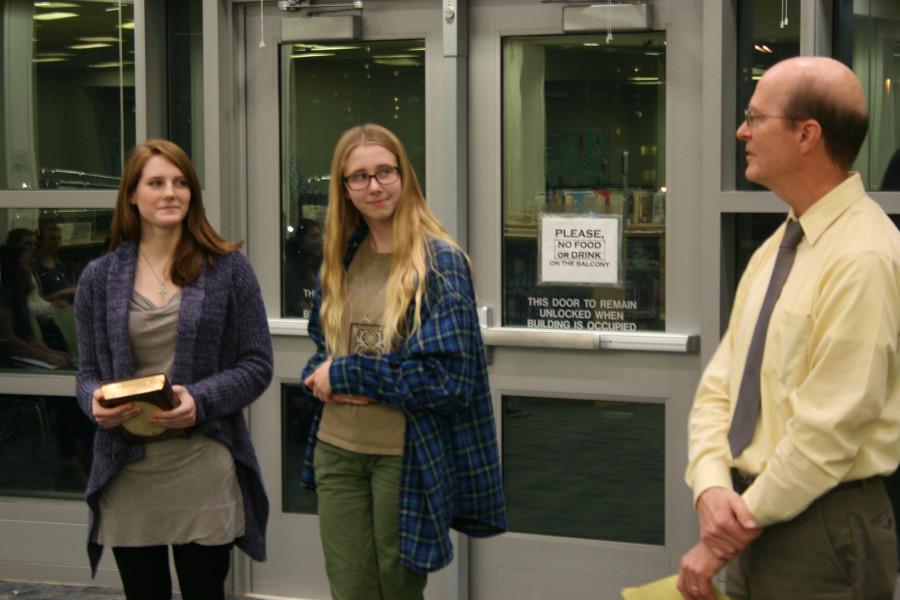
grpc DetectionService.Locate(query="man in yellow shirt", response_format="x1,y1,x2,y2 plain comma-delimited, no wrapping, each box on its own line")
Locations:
678,56,900,599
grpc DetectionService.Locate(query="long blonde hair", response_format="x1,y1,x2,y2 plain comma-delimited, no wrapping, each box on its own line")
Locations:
320,124,457,353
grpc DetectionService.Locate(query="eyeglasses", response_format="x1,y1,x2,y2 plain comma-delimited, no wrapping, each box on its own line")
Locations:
743,108,806,128
343,166,400,191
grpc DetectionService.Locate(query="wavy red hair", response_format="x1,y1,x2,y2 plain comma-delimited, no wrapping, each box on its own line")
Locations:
109,139,241,285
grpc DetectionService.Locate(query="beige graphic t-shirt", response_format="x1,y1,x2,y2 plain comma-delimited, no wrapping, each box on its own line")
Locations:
317,237,406,455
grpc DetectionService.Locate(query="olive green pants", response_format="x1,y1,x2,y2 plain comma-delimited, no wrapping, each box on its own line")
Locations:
313,441,427,600
726,477,897,600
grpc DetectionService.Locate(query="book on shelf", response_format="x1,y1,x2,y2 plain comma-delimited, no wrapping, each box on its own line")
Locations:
100,373,185,444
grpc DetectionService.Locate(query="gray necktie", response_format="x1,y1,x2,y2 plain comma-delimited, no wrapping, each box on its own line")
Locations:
728,219,805,457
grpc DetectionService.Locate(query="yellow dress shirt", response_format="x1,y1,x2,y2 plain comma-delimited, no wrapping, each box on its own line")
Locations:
686,173,900,527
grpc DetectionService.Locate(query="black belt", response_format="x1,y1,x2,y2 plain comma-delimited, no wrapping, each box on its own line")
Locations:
730,468,880,495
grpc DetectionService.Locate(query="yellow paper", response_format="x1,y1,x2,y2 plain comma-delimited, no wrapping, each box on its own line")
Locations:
621,574,730,600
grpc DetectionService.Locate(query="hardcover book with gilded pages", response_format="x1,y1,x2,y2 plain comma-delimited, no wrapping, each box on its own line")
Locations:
99,374,185,444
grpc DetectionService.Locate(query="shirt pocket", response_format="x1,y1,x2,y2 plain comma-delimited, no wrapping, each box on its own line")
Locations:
762,308,812,393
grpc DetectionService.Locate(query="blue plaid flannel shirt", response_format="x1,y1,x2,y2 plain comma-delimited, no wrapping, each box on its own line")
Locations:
301,226,507,574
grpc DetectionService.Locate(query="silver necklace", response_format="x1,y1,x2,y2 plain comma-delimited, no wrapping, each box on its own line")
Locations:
141,252,170,302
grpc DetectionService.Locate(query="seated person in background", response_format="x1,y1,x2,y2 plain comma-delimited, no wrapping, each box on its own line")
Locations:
5,228,71,351
5,228,39,258
0,243,72,368
6,228,54,315
34,223,76,305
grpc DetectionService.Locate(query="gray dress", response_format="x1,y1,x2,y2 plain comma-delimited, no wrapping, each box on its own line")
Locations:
95,291,245,547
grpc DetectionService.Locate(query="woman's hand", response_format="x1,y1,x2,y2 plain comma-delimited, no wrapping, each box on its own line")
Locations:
304,357,333,401
304,358,373,405
149,385,197,429
303,358,375,404
91,388,140,429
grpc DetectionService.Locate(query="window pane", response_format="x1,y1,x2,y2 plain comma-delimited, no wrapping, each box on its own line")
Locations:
735,0,800,190
166,0,204,183
279,40,425,318
0,208,112,372
834,2,900,191
503,395,664,544
502,33,666,332
719,212,784,331
0,394,94,499
1,1,135,190
283,384,318,514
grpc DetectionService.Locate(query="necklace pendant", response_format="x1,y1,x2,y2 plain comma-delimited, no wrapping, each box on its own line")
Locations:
159,284,167,301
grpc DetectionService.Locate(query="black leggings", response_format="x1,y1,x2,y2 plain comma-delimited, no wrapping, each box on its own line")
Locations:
112,542,233,600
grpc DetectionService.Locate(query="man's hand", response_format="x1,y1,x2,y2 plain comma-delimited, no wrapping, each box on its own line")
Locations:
696,487,761,559
677,542,726,600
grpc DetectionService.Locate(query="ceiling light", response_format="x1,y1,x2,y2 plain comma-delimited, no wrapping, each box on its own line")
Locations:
293,44,356,51
34,2,78,7
34,57,68,63
33,11,78,20
116,21,135,30
69,43,112,50
374,58,420,67
79,36,119,43
89,61,134,69
290,52,336,59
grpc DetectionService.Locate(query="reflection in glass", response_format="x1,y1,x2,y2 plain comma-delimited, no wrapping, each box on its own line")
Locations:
166,0,204,182
719,212,784,331
834,2,900,191
0,0,135,190
0,394,94,499
283,384,318,514
279,40,425,318
502,395,664,544
735,0,800,190
0,208,113,371
502,33,666,331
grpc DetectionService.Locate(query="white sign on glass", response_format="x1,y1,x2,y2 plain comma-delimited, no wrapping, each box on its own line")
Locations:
538,213,622,286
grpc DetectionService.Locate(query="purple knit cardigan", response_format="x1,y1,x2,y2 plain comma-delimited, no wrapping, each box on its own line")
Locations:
74,241,273,575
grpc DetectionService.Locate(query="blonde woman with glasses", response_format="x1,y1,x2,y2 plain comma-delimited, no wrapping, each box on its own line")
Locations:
302,124,507,599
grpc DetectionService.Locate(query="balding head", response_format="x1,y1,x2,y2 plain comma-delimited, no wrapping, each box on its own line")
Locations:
764,57,868,169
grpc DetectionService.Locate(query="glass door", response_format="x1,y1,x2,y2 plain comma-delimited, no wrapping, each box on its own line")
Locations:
242,2,449,597
466,1,704,597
